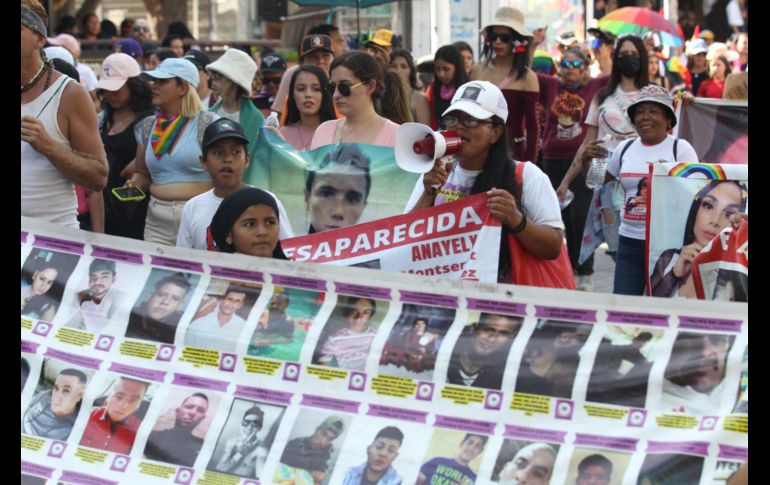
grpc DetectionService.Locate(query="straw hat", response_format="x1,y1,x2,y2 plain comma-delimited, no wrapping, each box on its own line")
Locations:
482,7,531,37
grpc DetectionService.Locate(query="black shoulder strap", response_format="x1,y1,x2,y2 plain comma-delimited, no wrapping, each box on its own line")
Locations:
618,137,637,172
673,138,679,161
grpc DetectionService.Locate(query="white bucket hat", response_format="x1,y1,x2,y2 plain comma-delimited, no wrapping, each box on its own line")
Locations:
481,7,532,37
207,48,257,94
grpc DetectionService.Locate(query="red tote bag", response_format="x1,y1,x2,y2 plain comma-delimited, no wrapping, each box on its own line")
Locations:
507,162,576,289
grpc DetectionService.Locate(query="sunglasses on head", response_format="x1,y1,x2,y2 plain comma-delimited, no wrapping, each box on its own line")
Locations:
560,59,583,69
327,80,365,97
442,114,494,129
486,32,513,44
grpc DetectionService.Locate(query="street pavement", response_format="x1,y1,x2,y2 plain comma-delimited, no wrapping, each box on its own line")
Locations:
588,242,615,294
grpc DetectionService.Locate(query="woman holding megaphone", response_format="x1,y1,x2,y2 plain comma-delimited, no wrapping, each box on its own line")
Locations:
404,81,567,285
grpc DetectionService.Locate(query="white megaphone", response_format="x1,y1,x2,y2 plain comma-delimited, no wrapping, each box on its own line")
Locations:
395,123,463,173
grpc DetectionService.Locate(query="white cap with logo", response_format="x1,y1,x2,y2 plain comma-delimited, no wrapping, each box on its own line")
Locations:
442,81,509,121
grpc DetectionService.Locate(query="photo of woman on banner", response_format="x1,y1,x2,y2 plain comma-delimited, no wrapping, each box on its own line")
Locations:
124,269,200,345
635,453,705,484
21,248,80,322
379,304,456,380
312,295,388,372
22,358,93,441
514,319,592,399
247,287,323,362
650,180,747,298
207,398,286,480
446,312,523,390
660,331,735,415
585,326,663,408
491,439,559,484
305,144,372,234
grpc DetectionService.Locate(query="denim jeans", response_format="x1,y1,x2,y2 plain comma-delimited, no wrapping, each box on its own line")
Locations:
613,235,647,295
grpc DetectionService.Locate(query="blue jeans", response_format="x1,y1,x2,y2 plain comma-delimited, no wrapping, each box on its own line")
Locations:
613,235,647,295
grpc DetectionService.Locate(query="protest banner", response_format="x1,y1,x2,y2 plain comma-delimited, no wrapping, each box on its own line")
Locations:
281,192,502,283
675,98,748,164
646,162,748,298
21,217,747,484
244,130,420,236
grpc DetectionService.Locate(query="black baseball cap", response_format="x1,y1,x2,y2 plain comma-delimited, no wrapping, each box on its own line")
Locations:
300,34,334,59
184,49,211,70
261,53,287,73
587,28,616,45
201,118,249,152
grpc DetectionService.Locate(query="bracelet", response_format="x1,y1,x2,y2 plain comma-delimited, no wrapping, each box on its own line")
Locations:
511,214,527,234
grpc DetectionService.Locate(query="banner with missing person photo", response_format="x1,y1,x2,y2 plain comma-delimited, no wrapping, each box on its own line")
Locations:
646,162,748,301
245,130,420,237
675,98,748,165
21,217,747,485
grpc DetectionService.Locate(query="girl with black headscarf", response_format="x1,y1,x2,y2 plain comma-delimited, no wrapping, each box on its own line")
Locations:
208,188,287,259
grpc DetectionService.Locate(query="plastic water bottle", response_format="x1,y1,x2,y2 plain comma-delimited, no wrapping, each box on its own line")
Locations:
559,189,574,210
586,135,612,190
264,111,280,129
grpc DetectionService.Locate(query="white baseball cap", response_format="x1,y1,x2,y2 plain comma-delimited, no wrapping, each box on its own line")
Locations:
442,81,509,121
97,53,142,91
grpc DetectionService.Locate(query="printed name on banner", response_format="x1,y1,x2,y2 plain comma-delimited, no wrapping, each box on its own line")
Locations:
243,357,282,376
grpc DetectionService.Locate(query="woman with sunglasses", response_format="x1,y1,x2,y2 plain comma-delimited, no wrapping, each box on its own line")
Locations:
406,81,564,284
278,65,338,151
556,35,649,265
471,7,540,163
310,51,400,149
425,45,469,129
537,48,608,291
388,49,432,126
127,58,219,245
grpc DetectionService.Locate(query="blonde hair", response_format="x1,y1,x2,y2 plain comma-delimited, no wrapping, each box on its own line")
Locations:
179,80,204,118
219,77,249,107
723,72,748,100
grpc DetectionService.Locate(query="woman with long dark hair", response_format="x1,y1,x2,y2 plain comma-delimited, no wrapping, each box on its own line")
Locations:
97,53,154,239
425,45,469,130
472,7,539,162
388,49,431,126
310,51,400,148
405,81,564,283
279,65,337,151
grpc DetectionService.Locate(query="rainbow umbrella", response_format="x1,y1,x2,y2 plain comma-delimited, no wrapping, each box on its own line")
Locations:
598,7,684,47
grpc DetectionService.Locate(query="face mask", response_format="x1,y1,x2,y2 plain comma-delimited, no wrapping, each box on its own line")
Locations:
617,55,641,77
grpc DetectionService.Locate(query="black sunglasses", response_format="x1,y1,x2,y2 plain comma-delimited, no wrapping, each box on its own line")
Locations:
327,80,365,97
262,77,282,84
486,32,513,43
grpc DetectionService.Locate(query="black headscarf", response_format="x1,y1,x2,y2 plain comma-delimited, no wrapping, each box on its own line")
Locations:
207,187,287,259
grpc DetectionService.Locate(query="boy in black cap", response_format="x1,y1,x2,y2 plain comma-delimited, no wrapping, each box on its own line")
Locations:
176,118,292,251
253,53,287,116
184,48,217,109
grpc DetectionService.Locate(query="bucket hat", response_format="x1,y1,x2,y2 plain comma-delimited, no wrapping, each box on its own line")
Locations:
207,48,258,93
626,84,677,128
481,7,531,37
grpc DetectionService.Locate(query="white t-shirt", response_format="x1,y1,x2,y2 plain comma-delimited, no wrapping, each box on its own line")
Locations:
404,162,563,230
213,104,241,124
177,188,294,250
76,63,98,92
585,86,638,152
606,135,698,240
184,311,247,353
727,0,744,28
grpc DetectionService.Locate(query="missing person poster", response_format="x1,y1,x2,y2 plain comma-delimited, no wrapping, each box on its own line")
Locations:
675,98,748,165
21,217,747,484
245,130,421,236
646,162,748,299
281,192,502,283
